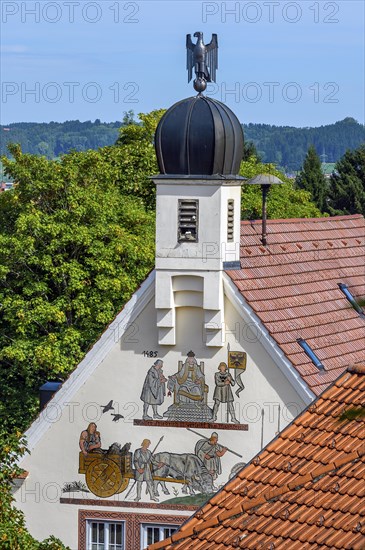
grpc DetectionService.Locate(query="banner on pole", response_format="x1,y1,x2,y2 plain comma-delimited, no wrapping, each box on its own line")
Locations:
228,351,247,371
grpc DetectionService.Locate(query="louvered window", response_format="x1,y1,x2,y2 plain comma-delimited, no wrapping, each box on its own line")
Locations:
227,199,234,242
178,199,198,242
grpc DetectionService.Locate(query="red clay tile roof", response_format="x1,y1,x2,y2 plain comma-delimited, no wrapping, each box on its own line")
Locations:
226,215,365,395
13,470,29,479
149,364,365,550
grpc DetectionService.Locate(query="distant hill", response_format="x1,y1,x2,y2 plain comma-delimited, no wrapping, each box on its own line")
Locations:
0,120,122,159
243,117,365,171
1,117,364,171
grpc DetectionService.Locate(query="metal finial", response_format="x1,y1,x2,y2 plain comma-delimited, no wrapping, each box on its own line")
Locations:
186,32,218,93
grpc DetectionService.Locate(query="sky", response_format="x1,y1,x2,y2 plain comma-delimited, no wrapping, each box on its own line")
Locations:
1,0,364,127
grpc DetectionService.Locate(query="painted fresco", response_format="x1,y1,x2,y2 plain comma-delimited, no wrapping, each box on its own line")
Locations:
16,294,306,549
139,350,247,424
75,348,250,501
77,429,244,501
140,361,167,420
68,331,304,508
211,362,239,423
164,351,212,422
228,349,247,397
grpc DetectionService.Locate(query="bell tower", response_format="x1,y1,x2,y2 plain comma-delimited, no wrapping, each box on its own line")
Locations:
153,33,244,347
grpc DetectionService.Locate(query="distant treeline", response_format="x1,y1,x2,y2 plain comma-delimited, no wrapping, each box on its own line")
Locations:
243,117,365,171
1,116,364,171
0,119,121,159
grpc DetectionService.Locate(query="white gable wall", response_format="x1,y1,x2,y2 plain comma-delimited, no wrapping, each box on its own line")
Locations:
15,276,308,548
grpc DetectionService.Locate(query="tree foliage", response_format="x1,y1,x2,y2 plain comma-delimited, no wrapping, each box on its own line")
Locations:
242,141,260,161
113,109,165,209
295,145,328,211
327,144,365,216
0,142,155,432
0,431,70,549
240,156,324,220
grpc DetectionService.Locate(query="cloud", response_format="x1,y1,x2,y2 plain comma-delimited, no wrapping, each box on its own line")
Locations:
1,45,28,54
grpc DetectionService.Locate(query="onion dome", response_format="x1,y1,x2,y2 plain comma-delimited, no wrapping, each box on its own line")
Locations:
155,95,244,177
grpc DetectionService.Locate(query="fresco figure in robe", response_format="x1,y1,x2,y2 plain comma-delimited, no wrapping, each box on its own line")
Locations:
140,359,167,420
195,432,227,480
212,362,240,424
133,439,162,502
79,423,102,456
168,351,205,403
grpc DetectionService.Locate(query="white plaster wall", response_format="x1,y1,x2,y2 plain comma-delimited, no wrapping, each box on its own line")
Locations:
155,182,242,270
15,293,306,549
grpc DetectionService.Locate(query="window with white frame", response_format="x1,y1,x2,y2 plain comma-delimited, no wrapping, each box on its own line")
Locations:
87,520,125,550
141,524,179,547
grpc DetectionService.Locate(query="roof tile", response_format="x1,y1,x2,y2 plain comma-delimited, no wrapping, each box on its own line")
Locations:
150,366,365,550
227,216,365,394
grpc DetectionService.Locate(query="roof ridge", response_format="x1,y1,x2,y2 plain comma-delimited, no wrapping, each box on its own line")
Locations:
240,214,364,225
149,449,365,549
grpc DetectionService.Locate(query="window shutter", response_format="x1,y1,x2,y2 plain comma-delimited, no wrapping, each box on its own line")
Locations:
178,199,198,242
227,199,234,242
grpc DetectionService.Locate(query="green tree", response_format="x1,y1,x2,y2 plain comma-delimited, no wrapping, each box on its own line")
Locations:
122,110,136,126
295,145,327,211
0,144,155,432
113,109,166,209
242,140,260,161
327,144,365,215
0,431,70,549
240,156,324,219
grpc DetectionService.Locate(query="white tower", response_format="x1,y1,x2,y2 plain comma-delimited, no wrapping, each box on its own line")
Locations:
153,95,244,347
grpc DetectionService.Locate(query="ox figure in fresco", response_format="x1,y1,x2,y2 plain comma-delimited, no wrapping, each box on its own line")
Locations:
152,452,215,497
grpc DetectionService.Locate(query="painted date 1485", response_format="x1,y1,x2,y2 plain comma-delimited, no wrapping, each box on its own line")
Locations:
142,351,158,357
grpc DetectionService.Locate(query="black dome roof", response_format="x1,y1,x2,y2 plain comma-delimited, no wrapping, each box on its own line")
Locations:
155,95,244,177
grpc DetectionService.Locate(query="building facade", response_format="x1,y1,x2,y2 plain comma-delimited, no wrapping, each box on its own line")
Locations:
14,36,365,550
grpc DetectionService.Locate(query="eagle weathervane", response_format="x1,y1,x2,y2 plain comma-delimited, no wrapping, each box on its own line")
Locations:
186,32,218,93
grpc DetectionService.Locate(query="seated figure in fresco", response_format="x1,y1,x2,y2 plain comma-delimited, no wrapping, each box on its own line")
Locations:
79,422,102,456
168,351,205,403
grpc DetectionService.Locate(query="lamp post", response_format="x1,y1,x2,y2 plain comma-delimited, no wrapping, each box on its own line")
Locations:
245,174,283,246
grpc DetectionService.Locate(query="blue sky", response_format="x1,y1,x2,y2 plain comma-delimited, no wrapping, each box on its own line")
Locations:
1,0,364,126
